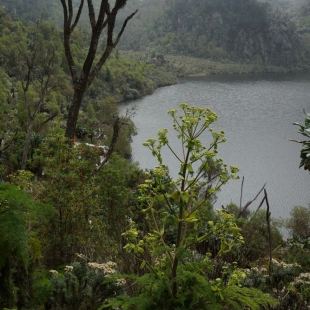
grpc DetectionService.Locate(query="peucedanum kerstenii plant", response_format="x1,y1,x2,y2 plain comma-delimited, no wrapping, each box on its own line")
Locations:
103,104,278,310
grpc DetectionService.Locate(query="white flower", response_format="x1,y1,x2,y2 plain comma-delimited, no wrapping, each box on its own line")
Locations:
116,278,126,287
49,270,58,274
64,265,74,273
88,261,117,274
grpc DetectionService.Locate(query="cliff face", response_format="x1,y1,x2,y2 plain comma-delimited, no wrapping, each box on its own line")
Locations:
233,22,308,66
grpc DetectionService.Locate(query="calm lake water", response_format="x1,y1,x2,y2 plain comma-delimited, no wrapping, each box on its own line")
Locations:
120,73,310,220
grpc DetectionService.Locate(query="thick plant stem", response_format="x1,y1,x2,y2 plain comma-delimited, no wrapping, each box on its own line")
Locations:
171,146,191,299
172,207,183,299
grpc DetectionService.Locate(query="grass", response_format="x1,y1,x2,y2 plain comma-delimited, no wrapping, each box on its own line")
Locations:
120,50,306,77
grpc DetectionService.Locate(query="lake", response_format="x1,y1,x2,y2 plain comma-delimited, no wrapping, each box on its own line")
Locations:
120,73,310,220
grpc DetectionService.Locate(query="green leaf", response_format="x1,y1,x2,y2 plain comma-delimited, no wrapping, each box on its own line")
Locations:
196,234,208,243
180,191,190,203
160,226,165,236
171,191,180,200
184,214,198,223
187,163,194,174
153,231,162,237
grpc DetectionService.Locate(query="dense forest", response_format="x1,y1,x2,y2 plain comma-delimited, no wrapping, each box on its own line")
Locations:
118,0,310,67
1,0,310,309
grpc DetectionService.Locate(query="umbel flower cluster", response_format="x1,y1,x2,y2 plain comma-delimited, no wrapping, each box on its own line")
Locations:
87,261,117,274
50,259,126,288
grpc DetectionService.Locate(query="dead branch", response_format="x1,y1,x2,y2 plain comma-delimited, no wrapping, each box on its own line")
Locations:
265,189,273,277
249,195,266,220
237,183,266,218
39,111,59,128
240,176,244,210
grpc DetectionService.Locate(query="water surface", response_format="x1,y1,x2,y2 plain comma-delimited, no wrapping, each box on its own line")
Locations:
120,73,310,220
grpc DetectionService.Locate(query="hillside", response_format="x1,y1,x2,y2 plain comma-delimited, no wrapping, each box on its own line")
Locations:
1,0,309,68
0,7,176,160
0,0,143,27
1,2,310,310
118,0,309,68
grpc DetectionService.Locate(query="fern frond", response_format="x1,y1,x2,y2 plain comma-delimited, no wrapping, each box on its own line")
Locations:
223,285,279,309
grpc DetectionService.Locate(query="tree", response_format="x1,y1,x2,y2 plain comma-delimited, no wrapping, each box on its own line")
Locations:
0,13,68,176
0,68,17,164
287,205,310,239
34,134,103,266
32,133,142,266
104,104,278,310
19,28,56,170
241,209,283,263
59,0,137,139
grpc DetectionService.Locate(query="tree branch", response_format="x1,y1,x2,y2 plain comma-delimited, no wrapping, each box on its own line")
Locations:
113,10,138,47
62,0,78,82
60,0,68,26
71,0,85,31
87,0,96,28
40,111,59,128
97,0,108,26
68,0,73,27
237,183,266,218
86,9,137,88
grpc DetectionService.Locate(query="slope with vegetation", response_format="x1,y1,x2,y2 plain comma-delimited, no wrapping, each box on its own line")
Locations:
119,0,309,68
1,1,310,310
1,101,310,309
0,5,176,172
2,0,310,71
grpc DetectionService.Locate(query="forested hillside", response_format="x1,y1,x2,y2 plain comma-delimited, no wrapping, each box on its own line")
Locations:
0,5,175,162
0,0,143,27
1,1,310,310
117,0,309,67
1,0,310,67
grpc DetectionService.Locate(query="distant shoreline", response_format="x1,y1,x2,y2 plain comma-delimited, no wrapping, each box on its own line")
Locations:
121,50,309,78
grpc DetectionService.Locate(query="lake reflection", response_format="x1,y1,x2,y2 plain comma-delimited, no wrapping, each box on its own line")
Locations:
120,73,310,220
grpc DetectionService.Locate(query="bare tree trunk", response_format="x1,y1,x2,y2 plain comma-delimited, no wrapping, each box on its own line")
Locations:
60,0,137,139
65,91,84,139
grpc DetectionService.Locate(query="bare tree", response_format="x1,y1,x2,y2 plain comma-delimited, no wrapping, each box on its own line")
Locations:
59,0,137,139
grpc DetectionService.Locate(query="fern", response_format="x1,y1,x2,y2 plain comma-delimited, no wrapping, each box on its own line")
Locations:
221,285,279,310
102,263,279,310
